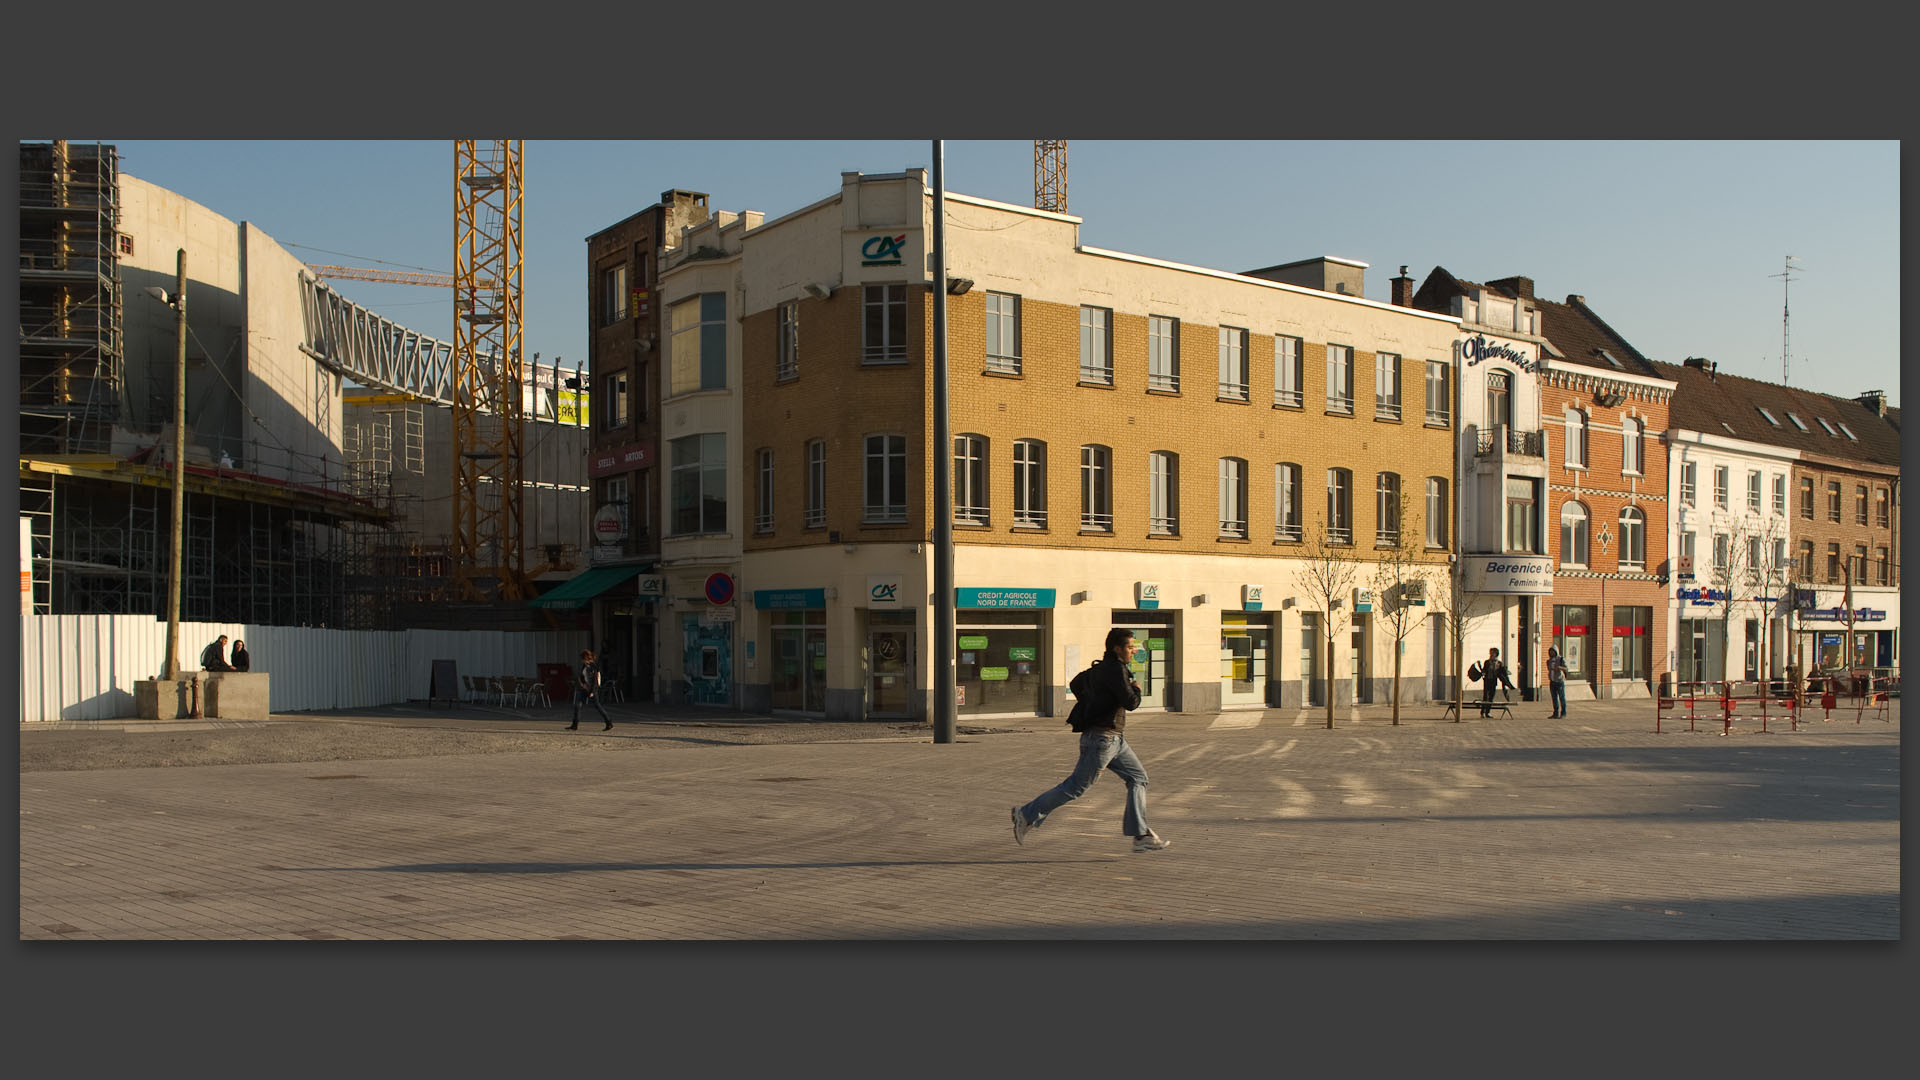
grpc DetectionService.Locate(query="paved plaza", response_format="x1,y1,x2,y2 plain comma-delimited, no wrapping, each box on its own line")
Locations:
18,696,1900,939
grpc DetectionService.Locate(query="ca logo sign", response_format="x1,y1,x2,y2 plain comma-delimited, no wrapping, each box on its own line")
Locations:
861,234,906,266
871,583,899,602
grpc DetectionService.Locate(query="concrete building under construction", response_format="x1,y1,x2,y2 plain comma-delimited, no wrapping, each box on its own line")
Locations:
18,141,590,632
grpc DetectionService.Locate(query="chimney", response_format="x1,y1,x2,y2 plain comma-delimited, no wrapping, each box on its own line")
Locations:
1858,390,1887,416
1488,275,1534,299
1566,294,1585,307
1683,356,1717,378
1390,265,1414,307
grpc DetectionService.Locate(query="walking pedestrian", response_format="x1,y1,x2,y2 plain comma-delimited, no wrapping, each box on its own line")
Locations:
1010,628,1170,852
230,639,252,673
1546,646,1568,718
568,649,612,732
200,635,234,672
1473,646,1514,717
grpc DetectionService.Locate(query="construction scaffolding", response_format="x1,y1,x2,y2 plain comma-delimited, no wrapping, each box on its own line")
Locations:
19,141,124,457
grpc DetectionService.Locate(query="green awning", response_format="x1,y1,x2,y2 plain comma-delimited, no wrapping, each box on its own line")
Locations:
528,564,648,609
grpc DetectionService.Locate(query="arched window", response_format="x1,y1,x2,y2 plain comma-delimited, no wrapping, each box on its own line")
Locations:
1326,467,1353,545
1618,506,1645,570
1375,472,1401,546
1485,370,1512,429
1275,463,1302,541
1564,408,1588,468
1560,501,1590,568
1080,444,1112,531
1621,417,1643,474
1013,439,1047,528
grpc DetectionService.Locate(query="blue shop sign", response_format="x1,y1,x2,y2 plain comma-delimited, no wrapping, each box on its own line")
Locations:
754,588,827,610
956,587,1056,609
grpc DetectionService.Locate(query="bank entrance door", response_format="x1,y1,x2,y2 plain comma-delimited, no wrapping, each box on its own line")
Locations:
770,609,826,714
868,627,916,718
1111,612,1173,710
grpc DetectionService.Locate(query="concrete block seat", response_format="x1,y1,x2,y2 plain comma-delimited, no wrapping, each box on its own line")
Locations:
205,673,270,720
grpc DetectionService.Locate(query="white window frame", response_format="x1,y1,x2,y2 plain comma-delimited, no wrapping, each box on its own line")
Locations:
985,291,1022,374
1748,470,1763,513
1079,306,1113,385
862,284,907,365
1148,316,1179,392
953,433,989,525
1274,335,1303,408
1217,326,1249,401
1622,417,1643,475
1425,476,1448,548
1564,408,1588,468
1773,474,1787,516
1326,345,1354,415
755,448,774,533
863,434,908,523
1275,463,1302,542
1619,507,1646,570
1013,439,1047,529
1423,360,1450,427
1218,457,1247,538
601,263,628,326
1714,466,1729,509
1080,444,1112,532
805,440,827,528
1375,472,1400,546
1560,501,1590,568
1327,467,1353,545
1507,476,1539,554
604,370,629,430
776,301,799,380
669,432,727,536
1149,451,1179,535
1374,352,1401,421
1680,460,1697,505
669,292,728,396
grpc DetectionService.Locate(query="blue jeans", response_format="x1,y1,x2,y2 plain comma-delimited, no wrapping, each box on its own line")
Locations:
1017,730,1151,837
1550,681,1567,716
571,690,610,724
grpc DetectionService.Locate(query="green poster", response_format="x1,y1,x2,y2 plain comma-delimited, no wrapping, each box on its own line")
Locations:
1008,646,1036,661
980,667,1010,681
1145,638,1168,651
958,635,989,650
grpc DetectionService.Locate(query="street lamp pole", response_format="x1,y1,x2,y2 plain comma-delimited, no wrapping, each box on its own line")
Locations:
162,248,188,682
931,140,955,744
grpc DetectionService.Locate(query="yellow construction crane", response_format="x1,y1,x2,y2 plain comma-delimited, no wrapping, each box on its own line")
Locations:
450,139,530,604
1034,140,1067,214
308,264,456,288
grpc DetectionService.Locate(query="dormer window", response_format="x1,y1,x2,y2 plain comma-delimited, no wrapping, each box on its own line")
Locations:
1757,407,1780,426
1815,417,1840,437
1721,422,1736,435
1838,422,1858,440
1786,412,1809,431
1595,348,1624,369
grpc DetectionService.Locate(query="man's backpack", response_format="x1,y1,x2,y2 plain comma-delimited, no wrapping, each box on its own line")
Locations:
1065,662,1109,732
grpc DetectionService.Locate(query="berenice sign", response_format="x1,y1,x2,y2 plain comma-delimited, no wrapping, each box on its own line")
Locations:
1460,554,1553,596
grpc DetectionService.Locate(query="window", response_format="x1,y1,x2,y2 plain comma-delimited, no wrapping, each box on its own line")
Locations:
1013,439,1047,528
863,284,907,365
669,292,727,395
1486,370,1512,429
1774,539,1789,577
1855,485,1868,525
1326,468,1353,545
1816,416,1839,437
1149,451,1179,535
1747,537,1764,581
1560,502,1590,568
118,233,134,255
1425,477,1448,548
1876,487,1890,527
1217,327,1249,400
1275,463,1302,542
1619,507,1646,570
1274,335,1303,407
1326,345,1354,414
1681,461,1697,505
1799,540,1814,578
1424,360,1450,426
1854,544,1869,581
1713,533,1729,572
1800,476,1814,518
805,440,826,528
1786,412,1809,431
1827,482,1841,522
1079,306,1112,385
603,371,629,429
1713,466,1729,509
1773,475,1787,516
953,434,989,525
1564,408,1588,468
776,301,799,380
1506,476,1538,554
754,449,775,533
1218,458,1248,538
669,433,726,536
985,292,1022,374
1826,543,1840,582
1748,470,1763,513
1374,352,1401,420
601,263,628,326
1080,445,1112,532
1622,417,1643,474
1148,316,1179,392
1757,406,1780,426
1877,546,1890,585
1681,531,1696,575
1839,422,1858,441
1374,472,1401,546
863,434,908,523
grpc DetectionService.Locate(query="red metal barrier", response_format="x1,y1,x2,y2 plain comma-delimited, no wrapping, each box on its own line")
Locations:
1657,678,1803,735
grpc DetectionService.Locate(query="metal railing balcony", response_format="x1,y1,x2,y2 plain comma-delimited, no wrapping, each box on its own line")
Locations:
1474,425,1545,458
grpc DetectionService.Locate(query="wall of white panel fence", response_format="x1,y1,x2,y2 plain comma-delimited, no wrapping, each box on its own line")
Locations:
18,615,590,723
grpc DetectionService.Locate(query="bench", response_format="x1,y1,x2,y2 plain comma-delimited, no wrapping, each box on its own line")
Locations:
1440,701,1511,721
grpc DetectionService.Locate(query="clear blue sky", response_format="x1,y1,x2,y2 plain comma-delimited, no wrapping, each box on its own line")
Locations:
101,139,1899,405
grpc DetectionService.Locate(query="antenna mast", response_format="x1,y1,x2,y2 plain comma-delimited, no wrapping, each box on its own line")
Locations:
1770,255,1803,384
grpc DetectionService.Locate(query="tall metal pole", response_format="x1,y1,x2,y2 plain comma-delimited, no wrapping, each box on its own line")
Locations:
162,249,187,682
931,140,956,744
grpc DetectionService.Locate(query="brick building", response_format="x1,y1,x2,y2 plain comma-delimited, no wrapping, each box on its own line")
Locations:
729,169,1460,721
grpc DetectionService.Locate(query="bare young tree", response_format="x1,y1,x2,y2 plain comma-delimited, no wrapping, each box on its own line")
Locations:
1704,519,1754,685
1369,486,1435,726
1294,516,1360,730
1437,567,1494,722
1752,515,1790,687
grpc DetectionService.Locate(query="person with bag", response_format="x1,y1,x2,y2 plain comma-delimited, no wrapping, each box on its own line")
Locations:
1010,628,1171,852
568,648,613,732
1476,646,1515,717
1546,647,1568,718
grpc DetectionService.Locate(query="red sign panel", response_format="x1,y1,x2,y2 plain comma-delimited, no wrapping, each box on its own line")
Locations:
1610,625,1647,637
589,442,653,478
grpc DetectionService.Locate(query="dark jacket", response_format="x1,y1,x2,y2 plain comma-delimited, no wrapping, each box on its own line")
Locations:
1068,655,1143,733
1478,657,1514,693
201,641,233,672
231,645,251,672
575,661,601,696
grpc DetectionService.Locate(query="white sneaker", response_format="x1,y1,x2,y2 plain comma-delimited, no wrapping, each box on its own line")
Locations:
1010,807,1032,846
1132,832,1171,852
